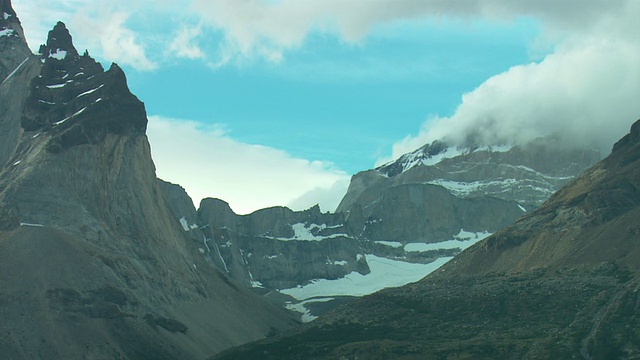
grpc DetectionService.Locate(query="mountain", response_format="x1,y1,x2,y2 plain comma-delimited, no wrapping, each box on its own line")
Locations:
161,133,599,322
0,3,296,359
338,136,600,243
213,119,640,359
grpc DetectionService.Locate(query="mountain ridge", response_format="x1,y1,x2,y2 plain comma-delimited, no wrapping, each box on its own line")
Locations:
0,5,297,358
213,118,640,359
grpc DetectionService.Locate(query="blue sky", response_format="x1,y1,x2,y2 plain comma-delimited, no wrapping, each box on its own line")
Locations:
12,0,640,214
125,18,539,174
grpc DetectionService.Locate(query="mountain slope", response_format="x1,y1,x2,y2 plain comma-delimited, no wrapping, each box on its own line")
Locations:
214,119,640,359
0,4,296,359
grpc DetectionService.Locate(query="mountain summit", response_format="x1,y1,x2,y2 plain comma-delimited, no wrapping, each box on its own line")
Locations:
0,6,295,359
39,21,79,60
23,21,146,153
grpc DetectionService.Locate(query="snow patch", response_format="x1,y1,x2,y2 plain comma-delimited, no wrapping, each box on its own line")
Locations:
518,204,527,212
53,106,88,125
76,84,104,98
178,217,195,231
375,241,403,248
266,223,351,241
0,28,14,37
420,146,464,167
20,223,44,227
46,83,67,89
12,160,20,166
325,257,347,266
247,269,263,288
38,100,56,105
3,12,11,20
426,178,524,197
49,49,67,60
404,230,491,253
279,255,452,300
286,298,335,323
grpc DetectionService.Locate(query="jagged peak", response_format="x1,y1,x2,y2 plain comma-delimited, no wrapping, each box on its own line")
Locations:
0,0,16,18
38,21,79,61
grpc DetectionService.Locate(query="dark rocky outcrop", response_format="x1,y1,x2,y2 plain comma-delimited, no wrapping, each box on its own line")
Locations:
0,4,296,359
22,22,146,152
214,119,640,359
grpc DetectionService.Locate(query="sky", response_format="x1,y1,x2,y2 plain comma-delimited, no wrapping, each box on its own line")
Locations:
12,0,640,214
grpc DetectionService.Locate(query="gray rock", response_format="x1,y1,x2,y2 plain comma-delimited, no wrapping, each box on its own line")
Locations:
0,7,296,359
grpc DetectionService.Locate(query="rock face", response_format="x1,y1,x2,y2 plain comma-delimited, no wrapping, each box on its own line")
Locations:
158,187,369,289
338,137,601,244
214,119,640,360
0,6,295,359
198,199,369,290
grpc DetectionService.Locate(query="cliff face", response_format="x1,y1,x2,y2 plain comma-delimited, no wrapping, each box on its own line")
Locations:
157,189,369,291
214,120,640,360
0,6,295,359
338,137,601,244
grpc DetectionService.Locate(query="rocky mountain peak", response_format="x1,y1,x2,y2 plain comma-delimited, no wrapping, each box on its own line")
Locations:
375,139,451,177
0,4,297,357
38,21,79,62
22,22,147,152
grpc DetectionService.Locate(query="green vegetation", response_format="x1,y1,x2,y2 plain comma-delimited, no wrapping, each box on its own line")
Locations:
215,270,640,359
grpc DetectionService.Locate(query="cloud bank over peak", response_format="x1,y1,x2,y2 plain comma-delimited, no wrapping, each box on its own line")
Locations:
378,1,640,164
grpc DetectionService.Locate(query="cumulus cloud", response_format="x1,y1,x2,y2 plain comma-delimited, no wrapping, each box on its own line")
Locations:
168,24,205,60
77,11,158,71
189,0,628,65
146,116,350,214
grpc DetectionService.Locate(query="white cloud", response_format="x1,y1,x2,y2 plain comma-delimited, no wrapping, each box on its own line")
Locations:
146,116,350,214
168,24,205,59
72,9,158,71
189,0,629,65
377,0,640,164
15,0,632,70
